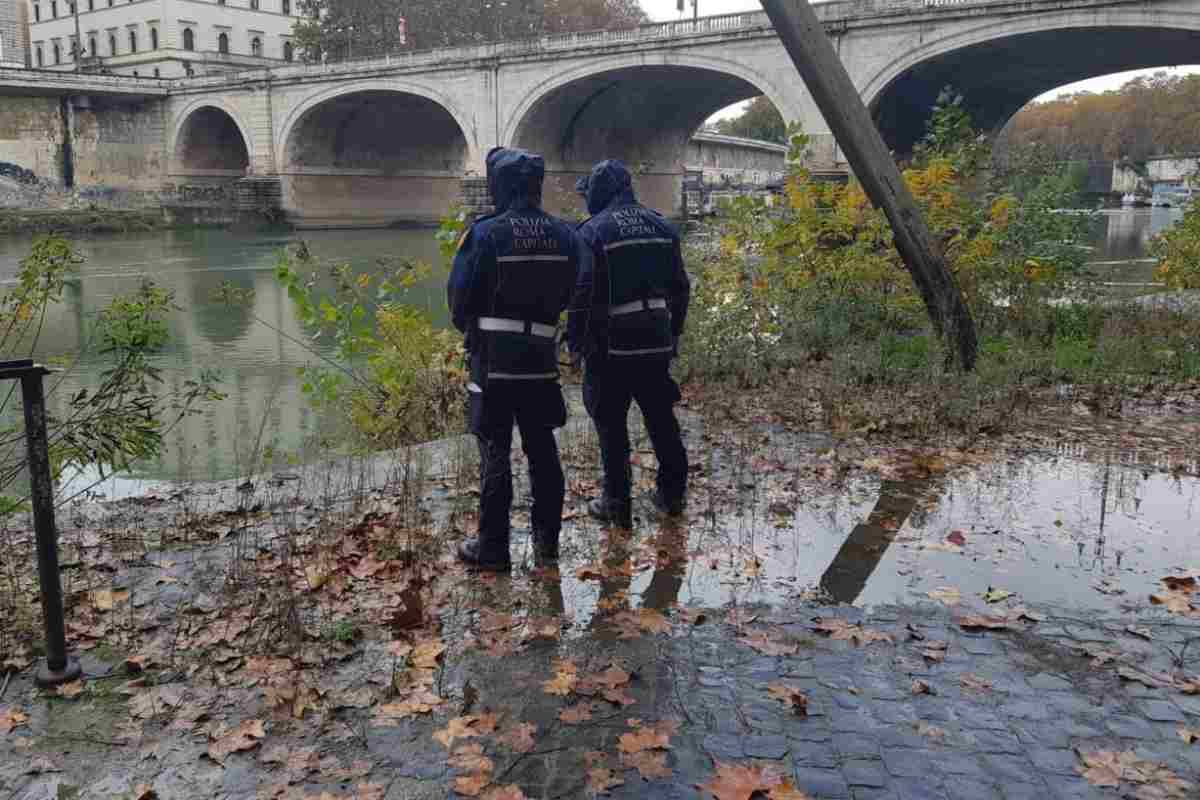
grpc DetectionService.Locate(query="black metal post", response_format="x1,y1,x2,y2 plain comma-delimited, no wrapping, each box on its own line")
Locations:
0,360,81,687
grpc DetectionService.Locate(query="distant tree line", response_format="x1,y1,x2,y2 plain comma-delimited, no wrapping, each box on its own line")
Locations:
294,0,648,60
705,96,787,144
996,72,1200,164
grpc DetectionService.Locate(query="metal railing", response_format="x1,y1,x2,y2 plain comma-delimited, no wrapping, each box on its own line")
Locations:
0,65,167,92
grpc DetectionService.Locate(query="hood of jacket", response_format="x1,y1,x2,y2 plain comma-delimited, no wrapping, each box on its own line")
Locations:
585,159,636,215
490,148,545,213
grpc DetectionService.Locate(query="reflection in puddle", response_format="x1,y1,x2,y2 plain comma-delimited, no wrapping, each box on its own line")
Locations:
546,450,1200,628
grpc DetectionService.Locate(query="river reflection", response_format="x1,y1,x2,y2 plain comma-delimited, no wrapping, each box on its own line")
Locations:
0,227,448,487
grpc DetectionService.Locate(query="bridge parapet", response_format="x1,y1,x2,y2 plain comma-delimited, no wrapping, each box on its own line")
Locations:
0,67,169,96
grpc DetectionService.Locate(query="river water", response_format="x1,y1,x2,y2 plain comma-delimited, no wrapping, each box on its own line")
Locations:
0,208,1185,490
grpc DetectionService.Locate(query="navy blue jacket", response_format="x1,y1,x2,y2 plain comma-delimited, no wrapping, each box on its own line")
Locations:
447,149,578,385
568,160,690,359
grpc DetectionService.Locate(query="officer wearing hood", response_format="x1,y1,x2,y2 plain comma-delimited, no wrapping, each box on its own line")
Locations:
447,148,579,570
568,160,690,527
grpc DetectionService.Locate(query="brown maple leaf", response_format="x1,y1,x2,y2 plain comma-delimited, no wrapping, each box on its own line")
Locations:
54,680,86,699
206,719,266,764
956,614,1016,631
454,771,492,798
374,688,444,724
0,707,29,734
559,704,593,724
596,665,631,689
411,638,446,669
765,684,808,716
498,722,536,754
542,661,578,696
700,761,788,800
1149,590,1196,615
812,618,893,646
767,780,812,800
433,716,484,749
959,673,993,692
617,719,677,754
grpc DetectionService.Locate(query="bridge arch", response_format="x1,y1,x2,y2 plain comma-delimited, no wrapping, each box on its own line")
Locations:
278,80,475,227
861,8,1200,154
504,53,791,216
170,99,253,176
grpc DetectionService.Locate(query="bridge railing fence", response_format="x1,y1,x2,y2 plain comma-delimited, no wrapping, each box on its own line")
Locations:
166,0,1003,89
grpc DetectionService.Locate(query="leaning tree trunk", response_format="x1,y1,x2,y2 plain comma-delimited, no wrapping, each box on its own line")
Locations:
758,0,979,371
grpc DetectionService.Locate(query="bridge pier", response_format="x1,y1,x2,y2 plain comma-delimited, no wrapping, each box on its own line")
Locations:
280,172,465,229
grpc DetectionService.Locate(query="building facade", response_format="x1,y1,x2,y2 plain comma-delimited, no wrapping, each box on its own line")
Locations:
27,0,301,77
1,0,28,67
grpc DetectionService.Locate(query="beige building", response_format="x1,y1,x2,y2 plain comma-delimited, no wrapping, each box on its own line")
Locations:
1,0,28,67
27,0,301,77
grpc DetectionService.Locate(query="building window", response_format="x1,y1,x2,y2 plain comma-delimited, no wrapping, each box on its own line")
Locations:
133,69,138,76
87,0,93,9
88,35,96,56
128,29,137,52
150,28,158,49
218,32,229,54
217,0,225,5
68,2,74,13
182,28,194,50
249,0,258,9
250,37,261,57
109,33,116,55
108,0,112,5
50,1,56,17
283,40,293,61
36,46,43,67
33,4,40,22
52,42,60,63
282,0,290,14
153,67,159,77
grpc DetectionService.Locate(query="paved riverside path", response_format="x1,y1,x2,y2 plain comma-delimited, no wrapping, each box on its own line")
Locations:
3,595,1198,799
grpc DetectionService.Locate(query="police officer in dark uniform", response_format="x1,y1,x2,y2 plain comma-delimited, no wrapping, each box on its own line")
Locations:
447,148,579,570
569,159,690,527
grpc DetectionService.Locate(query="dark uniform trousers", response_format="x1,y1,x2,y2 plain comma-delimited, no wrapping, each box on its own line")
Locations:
582,354,687,508
471,378,566,544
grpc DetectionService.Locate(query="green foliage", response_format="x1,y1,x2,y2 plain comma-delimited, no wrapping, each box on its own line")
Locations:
294,0,647,60
1152,198,1200,289
270,238,465,450
710,97,788,144
0,237,222,513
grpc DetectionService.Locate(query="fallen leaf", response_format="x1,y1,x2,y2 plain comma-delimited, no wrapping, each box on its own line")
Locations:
911,679,933,696
498,722,536,753
559,704,593,724
982,587,1013,604
132,783,157,800
92,588,130,611
926,586,962,606
959,673,993,692
766,780,812,799
455,772,492,798
1150,589,1197,615
957,614,1016,631
946,531,967,547
1179,728,1200,745
54,680,86,699
700,761,787,800
206,719,266,764
618,719,677,754
0,707,29,734
916,721,946,740
765,684,808,716
482,786,527,800
1075,748,1194,797
434,716,484,749
542,661,578,696
812,618,893,646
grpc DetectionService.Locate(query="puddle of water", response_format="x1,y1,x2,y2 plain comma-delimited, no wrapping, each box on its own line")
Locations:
545,449,1200,625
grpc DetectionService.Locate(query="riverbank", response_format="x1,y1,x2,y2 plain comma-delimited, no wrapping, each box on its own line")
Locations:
2,382,1200,798
0,208,173,236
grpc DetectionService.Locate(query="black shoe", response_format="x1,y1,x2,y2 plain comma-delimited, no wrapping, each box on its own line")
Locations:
457,538,511,571
649,490,685,518
532,528,559,563
588,497,632,527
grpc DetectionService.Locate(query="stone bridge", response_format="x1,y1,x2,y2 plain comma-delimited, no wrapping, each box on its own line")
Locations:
6,0,1200,226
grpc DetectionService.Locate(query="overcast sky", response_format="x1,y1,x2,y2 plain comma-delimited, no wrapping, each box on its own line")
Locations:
637,0,1200,119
